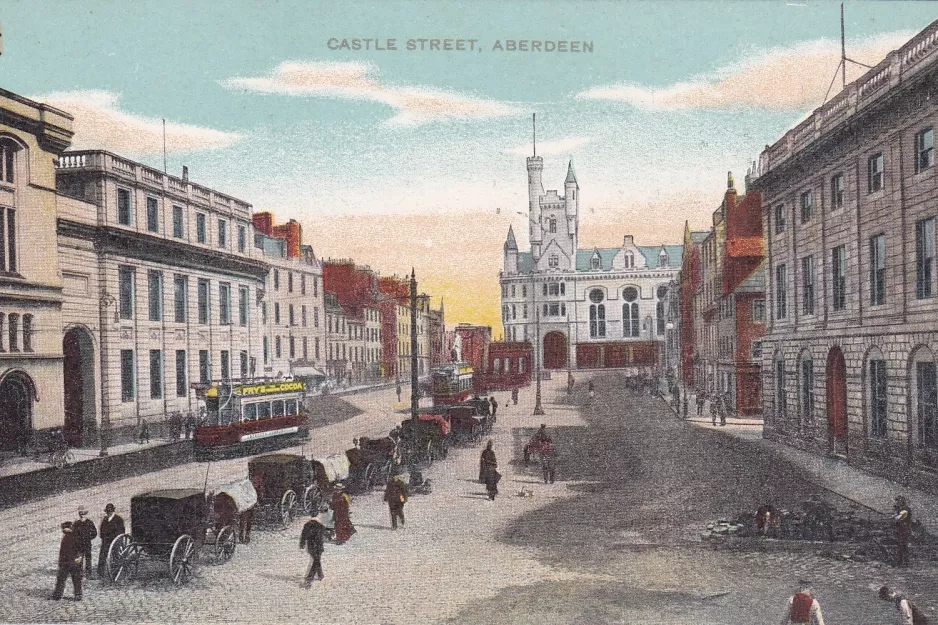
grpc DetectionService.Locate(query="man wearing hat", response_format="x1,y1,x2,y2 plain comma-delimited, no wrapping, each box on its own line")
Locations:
74,506,97,578
878,585,929,625
780,580,825,624
383,475,409,529
97,503,125,579
51,521,82,601
299,512,326,588
894,495,913,567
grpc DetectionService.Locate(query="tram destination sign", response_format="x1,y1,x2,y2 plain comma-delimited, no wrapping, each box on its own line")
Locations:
235,380,306,396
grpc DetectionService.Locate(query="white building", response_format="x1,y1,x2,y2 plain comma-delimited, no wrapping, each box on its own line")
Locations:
500,157,682,371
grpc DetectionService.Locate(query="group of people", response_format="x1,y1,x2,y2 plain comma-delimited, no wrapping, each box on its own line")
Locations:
167,412,198,441
51,503,125,601
780,580,929,624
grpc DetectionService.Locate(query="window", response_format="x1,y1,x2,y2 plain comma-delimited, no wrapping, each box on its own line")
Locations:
288,272,294,293
289,304,296,326
217,220,227,248
774,203,786,234
589,294,606,338
623,302,639,337
148,271,162,321
916,361,938,449
751,340,763,360
801,256,814,315
174,275,187,323
117,188,132,226
869,358,887,438
800,356,814,425
263,337,269,364
869,233,886,306
590,256,601,270
149,350,163,399
314,308,319,327
197,279,209,324
658,251,668,267
624,253,634,269
238,286,248,326
523,304,528,319
315,337,320,360
775,357,786,418
275,302,281,325
146,197,159,233
916,128,934,174
832,245,847,311
172,206,184,238
548,217,556,233
303,337,308,360
275,336,282,358
0,207,16,272
289,336,296,359
22,314,31,352
800,190,813,223
0,141,16,183
301,274,307,295
199,349,210,383
119,267,135,320
163,350,183,403
548,255,559,268
313,277,318,297
775,264,787,319
196,213,207,243
752,299,765,322
237,225,247,252
831,173,844,210
916,217,935,299
522,285,527,297
220,350,230,380
6,313,17,352
273,269,280,290
121,350,135,401
656,301,665,335
240,351,248,378
219,283,231,324
868,153,884,193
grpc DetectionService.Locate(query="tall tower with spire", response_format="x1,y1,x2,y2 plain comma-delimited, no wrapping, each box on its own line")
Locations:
527,156,545,261
564,160,579,255
503,224,519,274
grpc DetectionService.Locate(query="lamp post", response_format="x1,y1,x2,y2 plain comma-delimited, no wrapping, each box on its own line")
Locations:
665,321,675,393
533,307,545,416
98,291,116,457
409,269,419,428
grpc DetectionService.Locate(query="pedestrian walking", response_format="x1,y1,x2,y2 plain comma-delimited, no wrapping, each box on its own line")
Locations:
479,440,500,500
396,383,402,403
696,390,704,416
299,513,326,588
73,506,96,578
97,503,125,579
50,522,83,601
682,394,688,420
719,393,727,426
383,475,409,529
169,412,181,440
878,585,930,625
710,394,718,426
330,484,355,543
524,424,551,465
567,372,575,395
184,412,195,440
894,495,913,567
541,443,556,484
780,580,825,625
511,388,519,405
489,396,498,420
673,386,681,411
587,380,595,405
138,419,150,444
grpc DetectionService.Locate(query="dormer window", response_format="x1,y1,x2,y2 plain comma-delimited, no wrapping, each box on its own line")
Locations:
624,253,634,269
658,250,668,267
590,256,601,270
548,255,559,268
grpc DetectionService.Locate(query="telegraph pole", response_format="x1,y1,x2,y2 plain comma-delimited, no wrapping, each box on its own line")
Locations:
410,269,419,426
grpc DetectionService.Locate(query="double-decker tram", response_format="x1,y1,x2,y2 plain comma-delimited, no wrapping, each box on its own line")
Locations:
429,363,474,405
193,379,309,457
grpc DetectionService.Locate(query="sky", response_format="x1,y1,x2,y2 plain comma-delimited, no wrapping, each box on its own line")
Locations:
1,1,936,332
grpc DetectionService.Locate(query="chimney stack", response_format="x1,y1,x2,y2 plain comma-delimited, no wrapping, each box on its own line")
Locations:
182,165,189,182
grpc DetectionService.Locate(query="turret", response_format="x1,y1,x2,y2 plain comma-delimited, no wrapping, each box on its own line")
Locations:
527,156,544,261
503,225,519,275
564,159,579,252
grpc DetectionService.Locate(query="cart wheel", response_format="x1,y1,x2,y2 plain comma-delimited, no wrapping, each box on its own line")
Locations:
214,526,236,563
279,490,297,528
63,451,76,467
106,533,136,584
363,463,376,490
302,484,320,515
170,534,197,584
52,450,66,469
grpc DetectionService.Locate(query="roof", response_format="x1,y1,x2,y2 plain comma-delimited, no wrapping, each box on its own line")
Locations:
517,252,534,273
504,226,518,251
690,231,709,244
565,160,578,185
576,245,683,271
135,488,205,501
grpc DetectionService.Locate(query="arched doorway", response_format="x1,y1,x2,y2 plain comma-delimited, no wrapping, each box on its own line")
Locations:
826,346,848,457
543,332,568,369
0,370,35,451
63,327,96,447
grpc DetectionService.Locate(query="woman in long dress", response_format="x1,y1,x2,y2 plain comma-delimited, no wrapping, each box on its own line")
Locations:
479,441,500,500
330,484,355,543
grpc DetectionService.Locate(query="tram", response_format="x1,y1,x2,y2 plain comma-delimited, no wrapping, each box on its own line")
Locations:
193,379,309,457
429,363,474,405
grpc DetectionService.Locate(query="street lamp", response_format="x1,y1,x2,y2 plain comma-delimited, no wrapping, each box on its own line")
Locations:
98,291,117,457
533,307,545,416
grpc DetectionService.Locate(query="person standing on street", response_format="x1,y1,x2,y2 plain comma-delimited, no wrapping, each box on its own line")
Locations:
184,413,195,440
479,440,500,500
73,506,97,578
396,383,402,403
878,585,929,625
383,475,409,529
541,442,556,484
696,390,705,417
97,503,125,579
511,388,519,405
673,386,681,412
780,580,825,625
894,495,913,567
51,522,83,601
682,393,688,420
330,484,355,544
489,396,498,420
299,513,326,588
719,393,727,426
710,394,718,426
138,419,150,444
587,380,595,405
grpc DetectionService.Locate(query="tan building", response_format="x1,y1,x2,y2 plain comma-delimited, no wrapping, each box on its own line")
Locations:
0,89,73,449
750,19,938,488
324,292,349,385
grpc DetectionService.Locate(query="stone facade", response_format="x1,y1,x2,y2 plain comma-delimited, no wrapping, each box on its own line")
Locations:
750,18,938,490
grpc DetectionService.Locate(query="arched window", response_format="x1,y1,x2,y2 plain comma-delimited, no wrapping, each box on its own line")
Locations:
549,217,557,233
8,313,18,352
910,346,938,450
656,286,667,335
866,347,888,439
774,352,787,420
798,350,814,428
0,139,19,185
591,256,601,270
622,287,639,337
22,314,32,352
624,253,634,269
589,289,606,337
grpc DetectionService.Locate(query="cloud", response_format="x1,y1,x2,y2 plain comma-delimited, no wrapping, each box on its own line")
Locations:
221,61,520,126
33,91,241,156
504,136,594,156
576,32,913,111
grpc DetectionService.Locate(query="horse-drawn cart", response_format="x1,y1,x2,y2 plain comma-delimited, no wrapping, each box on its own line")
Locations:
248,454,318,528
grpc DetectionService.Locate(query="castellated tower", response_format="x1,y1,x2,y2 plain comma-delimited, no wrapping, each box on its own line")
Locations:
527,156,545,261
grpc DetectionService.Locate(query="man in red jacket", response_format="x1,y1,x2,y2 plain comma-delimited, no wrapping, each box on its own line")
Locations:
51,522,83,601
780,580,825,624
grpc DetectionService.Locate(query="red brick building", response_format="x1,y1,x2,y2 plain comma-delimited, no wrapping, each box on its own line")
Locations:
476,341,532,391
378,276,411,380
454,324,491,375
680,223,709,389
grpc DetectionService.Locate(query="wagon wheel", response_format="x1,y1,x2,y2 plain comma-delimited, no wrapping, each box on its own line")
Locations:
279,490,297,528
363,463,376,490
52,450,67,469
302,484,321,515
169,534,198,584
62,451,76,467
214,526,237,563
378,460,392,485
106,533,137,584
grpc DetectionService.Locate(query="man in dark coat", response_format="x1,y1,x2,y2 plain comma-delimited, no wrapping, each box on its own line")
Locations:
73,506,97,577
479,441,499,500
489,397,498,420
97,503,125,579
299,514,326,588
383,476,409,529
894,496,913,567
184,413,196,439
51,522,82,601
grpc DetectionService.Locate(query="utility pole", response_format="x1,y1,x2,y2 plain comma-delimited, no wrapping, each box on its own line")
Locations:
410,269,419,427
841,3,846,90
533,307,545,416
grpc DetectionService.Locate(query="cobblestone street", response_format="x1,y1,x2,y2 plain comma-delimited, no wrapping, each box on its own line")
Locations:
1,376,936,624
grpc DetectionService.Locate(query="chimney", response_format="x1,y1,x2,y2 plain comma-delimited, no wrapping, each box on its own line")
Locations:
623,235,634,247
182,165,189,182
